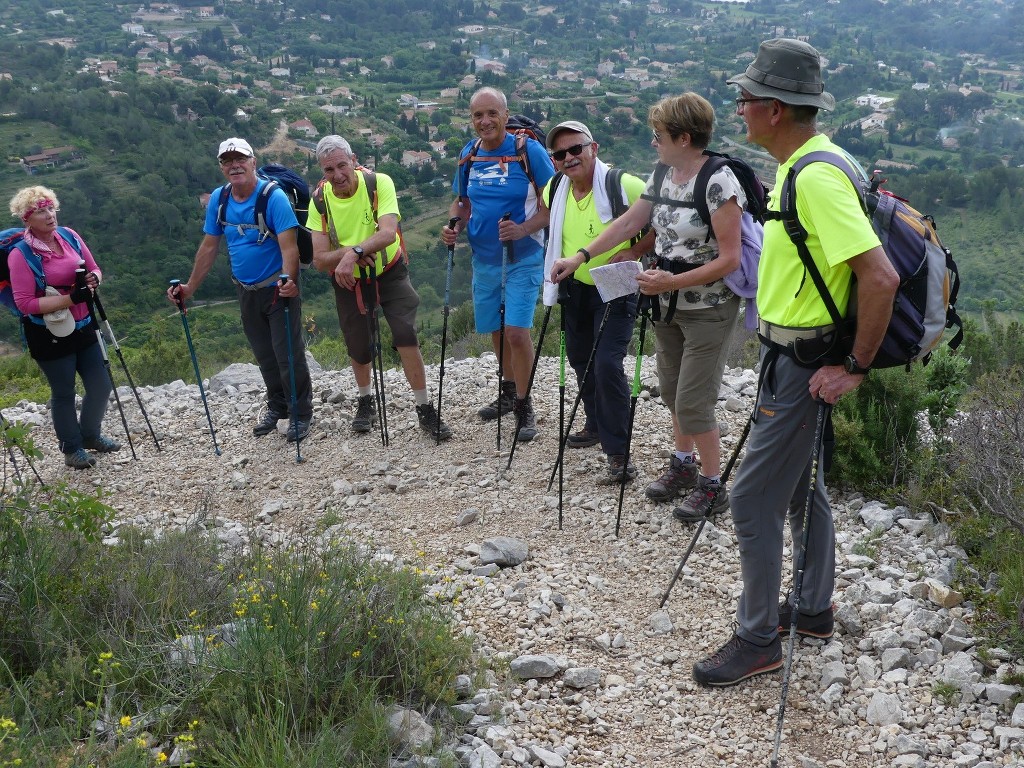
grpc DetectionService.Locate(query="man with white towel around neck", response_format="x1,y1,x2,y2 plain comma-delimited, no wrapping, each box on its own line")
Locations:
546,120,653,484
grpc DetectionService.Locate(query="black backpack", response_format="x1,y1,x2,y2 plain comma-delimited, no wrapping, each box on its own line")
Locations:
766,151,963,368
217,163,313,265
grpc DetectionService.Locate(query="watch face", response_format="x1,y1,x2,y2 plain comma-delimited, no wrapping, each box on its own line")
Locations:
353,246,363,256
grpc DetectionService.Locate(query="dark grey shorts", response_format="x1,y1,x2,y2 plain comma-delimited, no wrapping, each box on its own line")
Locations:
332,261,420,364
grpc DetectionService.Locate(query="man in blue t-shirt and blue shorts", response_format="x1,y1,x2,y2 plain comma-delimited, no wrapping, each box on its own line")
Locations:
169,137,314,443
441,88,555,442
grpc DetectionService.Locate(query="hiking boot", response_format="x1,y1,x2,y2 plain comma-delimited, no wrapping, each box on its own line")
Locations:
597,453,637,485
673,477,730,523
286,419,311,443
513,396,537,442
692,631,783,687
778,599,835,639
253,411,284,437
645,455,698,502
83,435,121,453
352,395,376,433
416,402,452,441
65,448,97,470
479,380,517,421
566,428,600,449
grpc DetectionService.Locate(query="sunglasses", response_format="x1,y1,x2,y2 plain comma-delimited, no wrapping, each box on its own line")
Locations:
652,130,662,143
550,143,588,162
735,97,774,107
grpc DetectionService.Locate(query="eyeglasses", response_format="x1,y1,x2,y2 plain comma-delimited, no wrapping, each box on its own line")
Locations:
735,97,774,107
219,154,249,165
550,143,588,162
652,130,662,143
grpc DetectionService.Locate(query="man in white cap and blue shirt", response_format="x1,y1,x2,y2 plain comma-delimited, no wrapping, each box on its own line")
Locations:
169,137,314,443
691,39,898,687
545,120,652,484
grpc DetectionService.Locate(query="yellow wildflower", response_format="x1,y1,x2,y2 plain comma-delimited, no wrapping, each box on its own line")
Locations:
119,715,132,729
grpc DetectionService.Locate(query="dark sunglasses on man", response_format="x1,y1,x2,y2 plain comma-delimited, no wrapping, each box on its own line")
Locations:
550,143,588,162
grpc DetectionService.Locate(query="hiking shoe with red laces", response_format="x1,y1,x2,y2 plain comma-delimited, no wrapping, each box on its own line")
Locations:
673,478,729,523
777,600,835,639
692,631,783,687
645,455,698,502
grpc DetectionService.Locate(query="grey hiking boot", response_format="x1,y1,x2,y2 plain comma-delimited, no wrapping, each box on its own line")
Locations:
513,396,538,442
65,448,97,470
645,455,698,501
778,597,835,639
673,477,730,523
286,419,311,443
83,434,121,453
416,402,452,441
253,411,285,437
597,453,637,485
693,631,783,687
479,380,517,421
352,395,376,433
567,427,600,449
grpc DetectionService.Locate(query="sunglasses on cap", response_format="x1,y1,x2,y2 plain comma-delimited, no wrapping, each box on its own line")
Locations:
550,143,588,162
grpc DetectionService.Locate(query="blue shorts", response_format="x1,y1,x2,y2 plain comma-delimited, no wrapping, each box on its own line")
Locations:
472,252,542,334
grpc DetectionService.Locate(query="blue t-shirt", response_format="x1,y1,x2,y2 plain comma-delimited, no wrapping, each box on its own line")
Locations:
203,179,299,285
453,133,555,266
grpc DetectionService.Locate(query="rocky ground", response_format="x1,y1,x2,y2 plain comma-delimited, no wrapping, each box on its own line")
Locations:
4,353,1023,768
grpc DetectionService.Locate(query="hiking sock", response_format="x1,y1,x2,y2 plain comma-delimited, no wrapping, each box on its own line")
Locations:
675,450,695,464
413,389,430,406
358,384,372,397
699,474,721,486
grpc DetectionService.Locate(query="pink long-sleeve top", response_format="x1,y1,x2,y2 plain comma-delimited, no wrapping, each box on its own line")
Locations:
8,227,101,321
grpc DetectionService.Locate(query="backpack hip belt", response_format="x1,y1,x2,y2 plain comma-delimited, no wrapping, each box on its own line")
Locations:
232,274,280,291
654,256,702,324
757,319,847,368
757,319,837,346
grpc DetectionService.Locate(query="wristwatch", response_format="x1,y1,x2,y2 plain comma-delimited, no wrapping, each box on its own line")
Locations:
352,246,364,257
577,248,592,263
843,353,870,375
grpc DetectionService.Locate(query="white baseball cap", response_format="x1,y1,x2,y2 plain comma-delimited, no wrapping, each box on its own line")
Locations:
42,287,76,338
217,138,254,158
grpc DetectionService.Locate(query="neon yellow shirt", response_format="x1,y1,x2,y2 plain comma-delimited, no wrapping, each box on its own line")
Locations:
542,171,646,286
758,134,881,327
305,170,402,277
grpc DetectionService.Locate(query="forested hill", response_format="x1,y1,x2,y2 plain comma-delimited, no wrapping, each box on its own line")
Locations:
1,0,1023,355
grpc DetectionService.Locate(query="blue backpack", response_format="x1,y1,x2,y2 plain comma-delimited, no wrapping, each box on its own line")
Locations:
1,226,83,320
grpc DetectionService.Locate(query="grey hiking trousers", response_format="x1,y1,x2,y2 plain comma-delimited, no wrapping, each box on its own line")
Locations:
731,346,835,646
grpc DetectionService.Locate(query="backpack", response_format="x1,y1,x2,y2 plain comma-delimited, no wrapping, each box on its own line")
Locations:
767,150,963,369
1,226,82,319
642,151,768,328
310,168,408,275
458,114,547,201
217,163,314,266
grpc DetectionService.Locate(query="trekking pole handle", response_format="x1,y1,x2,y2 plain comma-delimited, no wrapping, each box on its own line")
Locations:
447,216,460,231
169,279,186,312
279,273,290,285
501,211,511,222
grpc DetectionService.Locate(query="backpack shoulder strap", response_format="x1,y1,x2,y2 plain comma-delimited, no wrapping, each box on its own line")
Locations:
458,138,483,200
361,169,378,222
254,178,279,240
55,226,83,256
692,152,729,230
514,132,541,199
216,183,232,226
545,172,565,209
640,162,682,207
604,168,626,219
12,240,47,293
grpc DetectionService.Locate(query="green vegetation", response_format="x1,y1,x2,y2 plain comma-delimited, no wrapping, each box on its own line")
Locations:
0,464,473,766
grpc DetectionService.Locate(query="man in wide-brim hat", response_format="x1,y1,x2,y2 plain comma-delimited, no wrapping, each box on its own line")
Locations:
691,39,899,688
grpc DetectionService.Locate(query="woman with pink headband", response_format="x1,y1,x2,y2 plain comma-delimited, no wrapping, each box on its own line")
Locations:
7,185,119,469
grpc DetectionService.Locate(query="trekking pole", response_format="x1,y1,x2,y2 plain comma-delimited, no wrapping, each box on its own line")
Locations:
496,211,511,451
505,303,551,472
659,410,754,608
169,279,220,456
280,274,305,464
86,271,161,451
546,302,613,492
770,400,831,768
436,216,459,445
361,267,389,447
614,300,648,537
80,269,137,461
557,304,566,530
1,410,45,486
